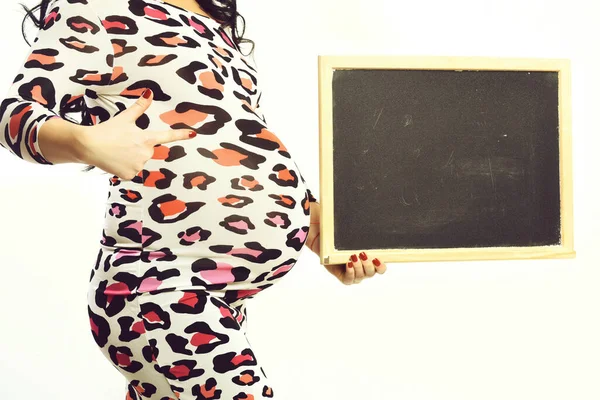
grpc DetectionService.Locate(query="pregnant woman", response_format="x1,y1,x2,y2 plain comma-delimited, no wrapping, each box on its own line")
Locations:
0,0,387,398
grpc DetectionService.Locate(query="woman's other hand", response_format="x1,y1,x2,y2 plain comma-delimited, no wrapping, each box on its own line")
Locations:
324,252,387,285
305,202,387,285
79,89,196,180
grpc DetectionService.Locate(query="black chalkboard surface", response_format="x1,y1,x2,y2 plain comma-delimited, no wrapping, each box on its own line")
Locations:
317,56,574,264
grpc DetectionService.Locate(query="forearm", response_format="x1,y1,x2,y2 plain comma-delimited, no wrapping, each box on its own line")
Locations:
305,201,321,255
36,117,90,165
0,0,114,166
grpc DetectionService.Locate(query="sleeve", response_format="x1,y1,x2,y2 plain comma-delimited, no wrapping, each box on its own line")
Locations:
254,89,267,125
297,168,319,203
306,188,318,203
0,0,115,165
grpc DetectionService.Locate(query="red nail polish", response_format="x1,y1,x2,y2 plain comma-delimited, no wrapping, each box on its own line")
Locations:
142,88,152,99
373,258,381,266
351,254,358,262
189,130,196,138
359,251,367,261
347,261,353,269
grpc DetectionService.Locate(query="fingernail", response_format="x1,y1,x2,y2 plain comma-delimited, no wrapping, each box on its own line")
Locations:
347,261,353,269
142,89,152,99
359,251,367,261
373,258,381,266
351,254,358,262
189,130,196,138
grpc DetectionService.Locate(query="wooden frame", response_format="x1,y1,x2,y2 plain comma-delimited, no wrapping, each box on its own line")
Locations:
317,55,575,265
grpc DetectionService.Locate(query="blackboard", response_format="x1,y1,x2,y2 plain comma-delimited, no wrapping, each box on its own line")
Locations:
317,56,574,263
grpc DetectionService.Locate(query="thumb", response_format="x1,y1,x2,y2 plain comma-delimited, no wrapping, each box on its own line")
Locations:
343,260,355,284
121,88,153,121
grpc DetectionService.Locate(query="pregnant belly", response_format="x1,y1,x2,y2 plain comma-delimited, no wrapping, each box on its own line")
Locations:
101,134,311,256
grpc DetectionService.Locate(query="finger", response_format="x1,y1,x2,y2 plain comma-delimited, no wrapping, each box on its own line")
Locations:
373,258,387,274
359,251,376,277
343,260,355,285
149,128,197,145
120,88,154,122
350,253,364,282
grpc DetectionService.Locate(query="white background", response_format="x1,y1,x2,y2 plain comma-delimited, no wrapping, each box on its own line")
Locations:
1,0,599,399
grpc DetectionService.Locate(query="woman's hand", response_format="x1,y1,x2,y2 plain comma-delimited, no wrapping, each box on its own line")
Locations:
79,89,196,180
305,202,387,285
323,252,387,285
